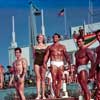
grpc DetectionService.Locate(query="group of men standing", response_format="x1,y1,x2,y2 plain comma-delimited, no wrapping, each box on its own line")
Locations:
40,31,100,100
5,30,100,100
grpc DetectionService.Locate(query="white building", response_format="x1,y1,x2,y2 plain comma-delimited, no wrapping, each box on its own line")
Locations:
71,21,100,35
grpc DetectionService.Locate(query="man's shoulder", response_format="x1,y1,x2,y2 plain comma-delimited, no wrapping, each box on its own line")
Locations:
77,47,91,53
21,58,28,67
96,45,100,50
48,43,65,48
13,58,27,63
56,43,65,49
46,45,52,49
85,47,94,56
85,47,92,52
59,43,65,47
95,45,100,52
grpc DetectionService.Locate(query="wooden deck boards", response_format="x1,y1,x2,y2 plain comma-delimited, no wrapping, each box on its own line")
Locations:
26,98,78,100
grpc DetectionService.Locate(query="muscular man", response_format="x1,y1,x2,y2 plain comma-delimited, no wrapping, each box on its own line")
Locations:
94,30,100,100
0,65,4,89
9,47,28,100
75,36,95,100
43,33,70,98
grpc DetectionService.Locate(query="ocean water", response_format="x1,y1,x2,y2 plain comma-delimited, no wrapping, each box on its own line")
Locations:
0,86,36,100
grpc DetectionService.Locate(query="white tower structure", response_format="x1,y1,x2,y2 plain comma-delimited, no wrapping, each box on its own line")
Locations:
88,0,94,32
8,16,17,66
41,9,45,36
11,16,17,48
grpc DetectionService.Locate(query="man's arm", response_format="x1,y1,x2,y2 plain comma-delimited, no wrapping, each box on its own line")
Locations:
43,46,50,69
63,45,71,75
21,58,28,78
9,63,14,86
86,48,95,78
63,46,71,65
9,74,14,86
75,52,78,74
95,47,99,65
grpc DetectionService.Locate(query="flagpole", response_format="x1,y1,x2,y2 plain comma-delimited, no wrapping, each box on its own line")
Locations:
30,2,37,45
41,9,45,36
88,0,93,33
83,20,86,35
29,1,38,75
29,2,35,75
64,8,67,37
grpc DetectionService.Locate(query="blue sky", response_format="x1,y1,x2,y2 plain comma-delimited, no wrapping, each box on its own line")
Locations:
0,0,100,67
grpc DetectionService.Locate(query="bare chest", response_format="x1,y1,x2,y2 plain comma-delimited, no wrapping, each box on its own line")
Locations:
14,60,23,73
76,50,87,59
50,46,64,55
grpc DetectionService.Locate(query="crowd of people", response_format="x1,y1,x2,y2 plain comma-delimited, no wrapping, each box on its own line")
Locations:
0,30,100,100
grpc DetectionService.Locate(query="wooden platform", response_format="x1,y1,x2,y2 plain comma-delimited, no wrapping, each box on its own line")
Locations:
25,97,78,100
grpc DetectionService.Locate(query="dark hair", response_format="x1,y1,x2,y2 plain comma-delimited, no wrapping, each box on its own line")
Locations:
36,34,45,44
77,36,84,41
95,30,100,35
7,65,12,69
53,33,61,39
14,47,22,53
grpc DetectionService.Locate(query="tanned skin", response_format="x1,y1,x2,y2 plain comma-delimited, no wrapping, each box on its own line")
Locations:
43,33,70,98
94,30,100,100
9,48,28,100
75,37,95,100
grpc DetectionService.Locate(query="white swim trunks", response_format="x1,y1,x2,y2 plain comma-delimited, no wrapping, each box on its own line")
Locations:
77,65,89,74
51,61,64,67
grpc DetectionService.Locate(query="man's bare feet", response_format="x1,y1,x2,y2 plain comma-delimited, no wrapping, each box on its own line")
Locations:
35,95,41,99
42,96,46,99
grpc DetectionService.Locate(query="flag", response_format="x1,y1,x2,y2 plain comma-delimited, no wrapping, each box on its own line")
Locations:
34,9,41,16
74,33,96,47
58,9,64,16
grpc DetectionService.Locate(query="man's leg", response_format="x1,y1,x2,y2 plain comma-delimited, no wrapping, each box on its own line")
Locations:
96,71,100,100
17,82,25,100
56,67,63,98
51,66,57,98
78,70,90,100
